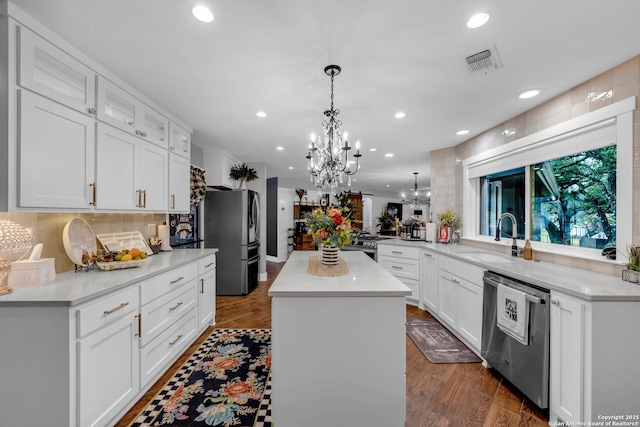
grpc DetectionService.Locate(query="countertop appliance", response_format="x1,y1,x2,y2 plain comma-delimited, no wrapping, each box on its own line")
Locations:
341,234,393,261
204,189,260,295
481,271,550,409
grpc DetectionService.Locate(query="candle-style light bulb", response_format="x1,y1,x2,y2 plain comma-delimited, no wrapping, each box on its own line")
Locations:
310,132,316,143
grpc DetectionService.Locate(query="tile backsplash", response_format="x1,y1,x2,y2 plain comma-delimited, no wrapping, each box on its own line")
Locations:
0,212,166,274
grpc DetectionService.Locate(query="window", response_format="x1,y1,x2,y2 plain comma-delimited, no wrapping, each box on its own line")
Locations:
479,147,616,250
463,96,634,261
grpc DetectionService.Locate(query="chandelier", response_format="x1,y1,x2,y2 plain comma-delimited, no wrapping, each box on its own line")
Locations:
402,172,430,207
306,65,362,193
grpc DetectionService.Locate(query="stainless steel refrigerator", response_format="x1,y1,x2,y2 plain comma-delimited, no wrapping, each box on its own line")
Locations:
204,189,260,295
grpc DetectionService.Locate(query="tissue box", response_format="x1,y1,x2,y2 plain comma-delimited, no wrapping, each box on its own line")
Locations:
8,258,55,287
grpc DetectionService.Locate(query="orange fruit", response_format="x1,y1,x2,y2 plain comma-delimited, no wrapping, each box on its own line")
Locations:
129,248,141,259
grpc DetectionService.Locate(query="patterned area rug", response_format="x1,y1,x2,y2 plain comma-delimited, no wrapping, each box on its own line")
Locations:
130,328,272,427
406,318,481,364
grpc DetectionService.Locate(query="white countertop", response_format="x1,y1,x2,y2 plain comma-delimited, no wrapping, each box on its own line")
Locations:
378,239,640,301
0,249,218,307
268,251,412,297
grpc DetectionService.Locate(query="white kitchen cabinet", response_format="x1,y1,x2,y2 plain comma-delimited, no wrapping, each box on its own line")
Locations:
378,245,420,304
420,249,439,313
203,148,239,189
436,255,485,352
78,308,140,427
17,25,96,115
138,104,169,149
97,76,137,133
138,141,169,211
169,121,191,159
96,123,168,211
197,254,217,331
18,89,96,209
96,123,137,210
550,292,584,423
548,292,640,424
169,152,191,213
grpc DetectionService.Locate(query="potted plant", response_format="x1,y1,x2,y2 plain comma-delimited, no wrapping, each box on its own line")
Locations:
623,245,640,283
437,210,459,243
229,163,258,189
377,211,396,236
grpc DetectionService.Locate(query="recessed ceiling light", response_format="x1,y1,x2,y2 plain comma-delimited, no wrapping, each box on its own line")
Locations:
518,89,540,99
466,12,490,29
256,111,267,118
288,166,294,170
276,146,284,151
385,153,394,158
395,112,406,119
456,129,470,135
191,5,214,23
386,184,390,187
369,148,377,152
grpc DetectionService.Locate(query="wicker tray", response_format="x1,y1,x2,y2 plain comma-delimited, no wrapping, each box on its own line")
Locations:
96,259,147,271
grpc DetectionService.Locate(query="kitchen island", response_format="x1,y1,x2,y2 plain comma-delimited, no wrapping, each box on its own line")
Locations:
268,251,411,427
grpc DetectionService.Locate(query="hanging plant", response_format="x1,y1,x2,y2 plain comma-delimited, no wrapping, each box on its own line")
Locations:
229,163,259,182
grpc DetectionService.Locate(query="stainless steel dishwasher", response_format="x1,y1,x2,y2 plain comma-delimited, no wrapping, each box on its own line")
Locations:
481,271,550,409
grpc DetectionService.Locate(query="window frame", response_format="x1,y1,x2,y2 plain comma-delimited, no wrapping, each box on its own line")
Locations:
462,96,635,264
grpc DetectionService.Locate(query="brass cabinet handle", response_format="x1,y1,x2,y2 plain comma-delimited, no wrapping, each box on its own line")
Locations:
135,313,142,337
205,262,214,268
136,189,141,208
88,107,96,115
424,253,433,258
103,302,129,315
200,278,204,294
169,301,183,312
142,189,146,208
89,182,97,206
391,265,403,270
171,194,176,210
392,251,403,255
170,276,184,284
169,334,183,346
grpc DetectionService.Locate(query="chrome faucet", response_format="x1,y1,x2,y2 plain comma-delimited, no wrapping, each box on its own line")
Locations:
495,212,518,257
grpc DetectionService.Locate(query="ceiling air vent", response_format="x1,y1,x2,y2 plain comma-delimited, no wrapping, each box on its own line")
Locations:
464,45,503,75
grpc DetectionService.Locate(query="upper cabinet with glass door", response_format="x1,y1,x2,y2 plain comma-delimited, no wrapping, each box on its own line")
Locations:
96,76,169,148
17,26,97,116
169,122,191,159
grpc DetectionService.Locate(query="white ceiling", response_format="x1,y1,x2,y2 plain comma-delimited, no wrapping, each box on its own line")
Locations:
10,0,640,198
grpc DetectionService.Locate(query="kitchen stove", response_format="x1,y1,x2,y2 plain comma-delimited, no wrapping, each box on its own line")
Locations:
342,234,394,262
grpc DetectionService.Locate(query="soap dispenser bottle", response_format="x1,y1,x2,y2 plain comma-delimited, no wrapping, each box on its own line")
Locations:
523,239,533,260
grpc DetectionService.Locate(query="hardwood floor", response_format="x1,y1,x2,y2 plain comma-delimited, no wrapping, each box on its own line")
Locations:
116,261,548,427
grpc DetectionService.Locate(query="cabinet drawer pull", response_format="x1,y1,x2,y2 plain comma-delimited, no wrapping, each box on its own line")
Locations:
391,251,403,255
391,265,403,270
169,301,183,312
169,334,183,346
136,189,142,208
88,107,96,115
141,131,147,137
103,302,129,315
89,182,97,206
205,262,215,268
201,278,204,294
551,299,559,305
142,189,147,208
424,253,432,257
135,313,142,337
171,194,176,210
170,276,184,284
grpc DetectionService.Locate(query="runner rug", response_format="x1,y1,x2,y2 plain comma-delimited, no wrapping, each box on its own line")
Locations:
130,328,272,427
406,318,481,364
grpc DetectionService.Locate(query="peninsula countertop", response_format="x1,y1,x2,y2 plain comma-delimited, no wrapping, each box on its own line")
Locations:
378,239,640,301
0,248,218,307
268,251,411,297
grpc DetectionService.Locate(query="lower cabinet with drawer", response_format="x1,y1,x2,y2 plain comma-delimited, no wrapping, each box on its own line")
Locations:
0,252,217,427
437,255,485,352
377,244,420,304
77,287,140,427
